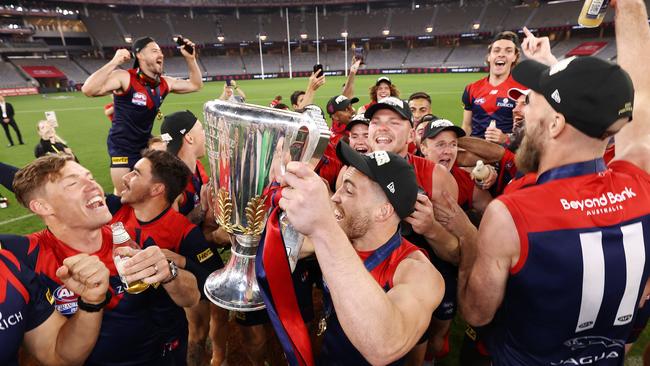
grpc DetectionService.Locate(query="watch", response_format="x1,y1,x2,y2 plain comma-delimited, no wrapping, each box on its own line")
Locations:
161,260,179,285
77,290,112,313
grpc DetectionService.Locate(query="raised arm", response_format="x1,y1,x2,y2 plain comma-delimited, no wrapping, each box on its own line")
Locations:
279,162,442,364
613,0,650,170
341,58,361,99
164,38,203,94
81,49,131,97
232,80,246,99
298,72,325,109
24,254,109,366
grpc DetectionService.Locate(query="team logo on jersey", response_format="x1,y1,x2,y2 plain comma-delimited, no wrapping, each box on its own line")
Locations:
496,98,514,108
474,97,486,105
0,311,23,331
132,92,147,106
53,285,78,315
197,248,214,263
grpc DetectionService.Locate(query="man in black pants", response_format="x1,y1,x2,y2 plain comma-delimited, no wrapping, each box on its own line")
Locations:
0,95,24,147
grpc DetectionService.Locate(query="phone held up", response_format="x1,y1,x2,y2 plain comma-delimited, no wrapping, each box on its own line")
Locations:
313,64,324,78
173,35,194,55
354,47,365,64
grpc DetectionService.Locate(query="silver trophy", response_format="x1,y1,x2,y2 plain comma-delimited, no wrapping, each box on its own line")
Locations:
203,100,330,311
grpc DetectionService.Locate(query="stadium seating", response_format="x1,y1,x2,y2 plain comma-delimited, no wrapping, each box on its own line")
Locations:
11,58,89,83
0,61,30,88
403,46,453,68
201,55,245,76
364,49,408,69
444,44,487,67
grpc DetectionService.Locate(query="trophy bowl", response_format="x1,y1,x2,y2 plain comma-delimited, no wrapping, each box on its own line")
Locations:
203,100,329,311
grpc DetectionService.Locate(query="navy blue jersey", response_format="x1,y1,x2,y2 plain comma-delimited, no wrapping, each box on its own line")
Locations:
490,159,650,365
178,160,208,216
0,249,54,366
462,76,525,138
108,69,170,157
0,228,162,366
109,198,223,362
319,233,421,365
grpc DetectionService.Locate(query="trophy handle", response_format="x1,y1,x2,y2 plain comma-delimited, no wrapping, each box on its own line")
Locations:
281,106,331,173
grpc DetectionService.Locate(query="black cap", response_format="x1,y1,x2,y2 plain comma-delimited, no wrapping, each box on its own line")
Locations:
345,113,370,131
160,110,198,155
376,76,392,86
132,37,155,69
422,118,466,140
326,95,359,115
513,56,634,139
364,97,413,126
336,141,418,219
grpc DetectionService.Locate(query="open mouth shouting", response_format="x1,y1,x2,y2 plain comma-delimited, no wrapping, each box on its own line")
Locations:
85,195,106,210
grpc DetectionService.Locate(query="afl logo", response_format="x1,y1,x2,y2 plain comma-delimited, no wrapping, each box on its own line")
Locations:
53,285,78,316
132,92,147,107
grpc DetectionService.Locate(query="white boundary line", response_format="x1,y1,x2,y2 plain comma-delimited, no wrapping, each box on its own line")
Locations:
0,213,35,226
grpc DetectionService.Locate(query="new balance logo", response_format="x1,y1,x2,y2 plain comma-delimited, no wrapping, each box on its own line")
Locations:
387,182,395,194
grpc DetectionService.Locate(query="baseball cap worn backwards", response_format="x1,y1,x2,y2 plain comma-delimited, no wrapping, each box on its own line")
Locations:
132,36,155,69
336,141,418,219
160,110,198,155
512,56,634,139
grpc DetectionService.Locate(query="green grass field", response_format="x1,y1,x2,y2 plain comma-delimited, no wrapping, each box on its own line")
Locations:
0,73,647,364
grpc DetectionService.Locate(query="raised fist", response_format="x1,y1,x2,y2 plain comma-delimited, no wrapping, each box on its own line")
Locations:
56,254,110,305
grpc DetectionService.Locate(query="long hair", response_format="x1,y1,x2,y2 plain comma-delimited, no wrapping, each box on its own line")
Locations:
369,82,400,103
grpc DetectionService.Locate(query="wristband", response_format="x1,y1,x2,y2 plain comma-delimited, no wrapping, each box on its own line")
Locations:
77,290,112,312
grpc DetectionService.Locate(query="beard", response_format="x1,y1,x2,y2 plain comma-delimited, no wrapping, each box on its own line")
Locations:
509,122,525,152
339,211,371,240
515,133,543,174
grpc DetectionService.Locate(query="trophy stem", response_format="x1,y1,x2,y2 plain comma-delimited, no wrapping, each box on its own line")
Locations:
204,234,266,312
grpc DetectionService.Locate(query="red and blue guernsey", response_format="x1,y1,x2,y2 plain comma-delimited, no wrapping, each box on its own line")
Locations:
0,228,162,366
106,195,224,363
109,69,170,167
490,158,650,365
0,249,54,366
319,231,422,366
178,160,209,216
462,75,525,138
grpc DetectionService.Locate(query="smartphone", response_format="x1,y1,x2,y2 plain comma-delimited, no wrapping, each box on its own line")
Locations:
313,64,324,77
173,35,194,55
226,79,232,87
354,47,365,64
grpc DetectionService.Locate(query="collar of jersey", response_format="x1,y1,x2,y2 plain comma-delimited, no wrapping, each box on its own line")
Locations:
136,205,172,226
536,158,607,185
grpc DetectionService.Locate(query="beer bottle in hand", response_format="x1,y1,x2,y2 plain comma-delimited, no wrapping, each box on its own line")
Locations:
111,222,150,294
